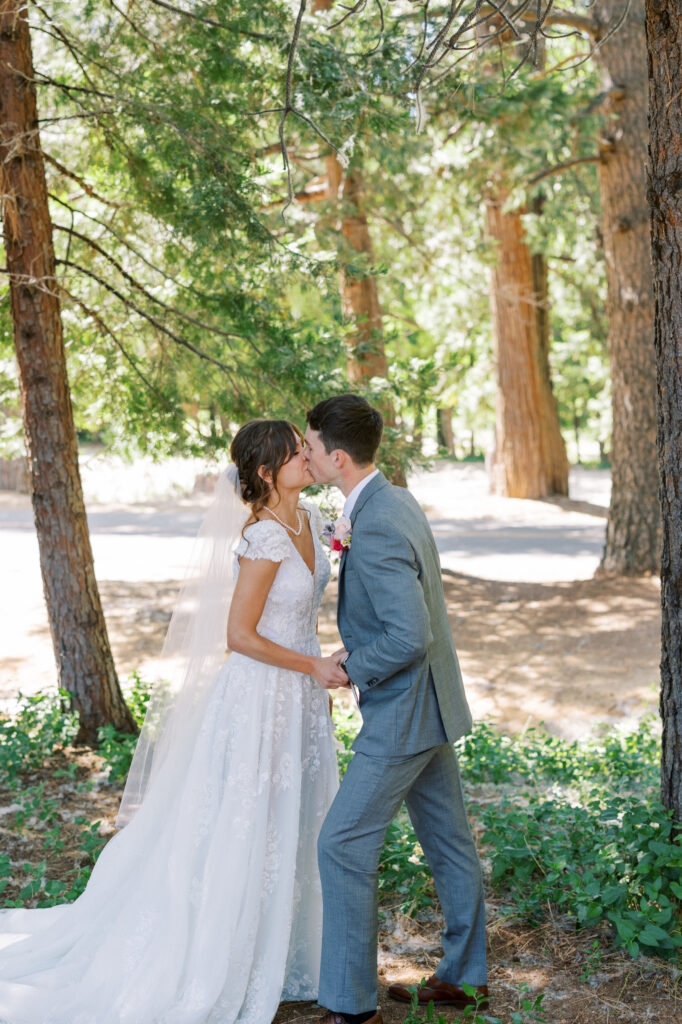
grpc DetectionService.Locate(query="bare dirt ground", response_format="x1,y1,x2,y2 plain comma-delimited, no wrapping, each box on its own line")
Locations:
2,569,661,740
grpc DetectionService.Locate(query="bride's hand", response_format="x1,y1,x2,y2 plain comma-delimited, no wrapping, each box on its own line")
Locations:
310,656,351,690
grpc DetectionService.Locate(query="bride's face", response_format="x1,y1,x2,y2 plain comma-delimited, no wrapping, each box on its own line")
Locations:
272,439,314,492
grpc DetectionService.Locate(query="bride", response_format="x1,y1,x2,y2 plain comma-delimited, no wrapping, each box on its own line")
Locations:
0,419,347,1024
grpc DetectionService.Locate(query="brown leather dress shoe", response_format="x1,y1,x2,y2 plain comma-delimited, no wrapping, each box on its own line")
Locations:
316,1012,383,1024
388,974,490,1008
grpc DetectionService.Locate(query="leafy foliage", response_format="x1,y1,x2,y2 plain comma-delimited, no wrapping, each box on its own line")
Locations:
0,1,612,468
3,684,675,964
457,717,660,788
97,671,152,783
336,709,682,962
0,690,79,781
460,719,682,960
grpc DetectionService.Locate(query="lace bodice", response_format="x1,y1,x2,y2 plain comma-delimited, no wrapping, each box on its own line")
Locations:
234,502,331,651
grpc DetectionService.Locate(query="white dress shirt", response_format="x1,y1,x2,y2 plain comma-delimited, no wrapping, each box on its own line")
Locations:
343,469,380,519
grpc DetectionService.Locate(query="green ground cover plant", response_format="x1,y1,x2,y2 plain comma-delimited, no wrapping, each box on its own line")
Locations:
1,687,680,965
402,981,547,1024
457,718,682,960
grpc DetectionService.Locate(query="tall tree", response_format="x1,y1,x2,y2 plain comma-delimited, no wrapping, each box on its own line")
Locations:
531,203,572,495
0,0,135,741
593,0,659,575
646,0,682,821
309,0,405,482
486,192,569,498
477,23,569,499
486,194,547,498
325,154,390,384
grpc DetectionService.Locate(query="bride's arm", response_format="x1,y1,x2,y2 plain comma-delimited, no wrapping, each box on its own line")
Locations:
227,557,348,690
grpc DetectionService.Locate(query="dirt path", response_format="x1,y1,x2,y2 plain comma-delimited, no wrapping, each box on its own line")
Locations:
0,463,661,738
442,572,660,738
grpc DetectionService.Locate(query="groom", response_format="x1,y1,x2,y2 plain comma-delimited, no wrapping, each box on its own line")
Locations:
304,395,488,1024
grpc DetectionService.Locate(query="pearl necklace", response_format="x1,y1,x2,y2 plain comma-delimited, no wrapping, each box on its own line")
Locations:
264,506,303,536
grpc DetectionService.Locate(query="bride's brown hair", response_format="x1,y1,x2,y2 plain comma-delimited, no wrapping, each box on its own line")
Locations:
230,419,304,518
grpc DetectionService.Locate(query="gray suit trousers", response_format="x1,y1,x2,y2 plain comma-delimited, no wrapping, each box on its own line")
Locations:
317,744,487,1014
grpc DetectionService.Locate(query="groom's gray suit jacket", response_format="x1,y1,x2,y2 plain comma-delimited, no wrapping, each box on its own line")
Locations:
339,471,472,756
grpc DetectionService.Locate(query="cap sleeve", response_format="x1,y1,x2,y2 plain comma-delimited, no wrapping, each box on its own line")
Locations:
236,520,291,563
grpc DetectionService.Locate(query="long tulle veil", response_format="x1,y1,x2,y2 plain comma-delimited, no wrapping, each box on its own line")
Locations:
117,466,249,827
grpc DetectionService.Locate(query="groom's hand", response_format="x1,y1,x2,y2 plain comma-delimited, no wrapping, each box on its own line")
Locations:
331,647,348,665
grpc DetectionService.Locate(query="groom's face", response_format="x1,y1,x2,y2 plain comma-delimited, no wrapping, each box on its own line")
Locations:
303,427,338,484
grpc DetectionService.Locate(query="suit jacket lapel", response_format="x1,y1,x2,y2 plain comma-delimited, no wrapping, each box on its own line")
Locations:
339,472,389,593
349,471,389,526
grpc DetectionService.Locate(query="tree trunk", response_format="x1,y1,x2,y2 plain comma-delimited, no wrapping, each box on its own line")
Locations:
314,0,387,380
437,407,455,454
0,2,136,742
325,153,406,483
646,0,682,820
326,155,390,382
486,194,560,498
532,245,570,493
595,0,659,575
313,0,405,483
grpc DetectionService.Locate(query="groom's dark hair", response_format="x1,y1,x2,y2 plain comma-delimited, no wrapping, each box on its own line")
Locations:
306,394,383,466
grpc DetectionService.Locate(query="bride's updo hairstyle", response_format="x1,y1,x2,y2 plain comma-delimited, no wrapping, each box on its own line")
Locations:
230,419,304,518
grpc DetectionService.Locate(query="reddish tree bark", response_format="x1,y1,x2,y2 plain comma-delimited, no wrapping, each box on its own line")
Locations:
0,1,136,741
486,194,568,498
532,245,570,494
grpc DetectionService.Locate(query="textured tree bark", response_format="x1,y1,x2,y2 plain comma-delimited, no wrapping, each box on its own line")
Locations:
596,0,659,575
486,194,565,498
646,0,682,820
531,247,570,494
0,2,136,742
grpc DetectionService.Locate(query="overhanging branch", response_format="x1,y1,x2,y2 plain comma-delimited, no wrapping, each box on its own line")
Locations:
527,154,600,186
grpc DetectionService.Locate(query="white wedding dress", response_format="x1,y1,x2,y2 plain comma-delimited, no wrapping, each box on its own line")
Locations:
0,510,338,1024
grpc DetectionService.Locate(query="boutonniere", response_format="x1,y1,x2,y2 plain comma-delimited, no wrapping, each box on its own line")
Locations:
322,514,352,552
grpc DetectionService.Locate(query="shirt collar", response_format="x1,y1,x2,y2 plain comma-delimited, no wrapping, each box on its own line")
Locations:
343,469,380,519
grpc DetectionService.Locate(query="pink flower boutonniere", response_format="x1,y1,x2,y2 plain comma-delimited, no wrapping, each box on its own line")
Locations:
323,514,352,552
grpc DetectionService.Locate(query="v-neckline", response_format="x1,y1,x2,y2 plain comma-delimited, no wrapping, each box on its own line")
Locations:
287,512,316,576
289,531,316,577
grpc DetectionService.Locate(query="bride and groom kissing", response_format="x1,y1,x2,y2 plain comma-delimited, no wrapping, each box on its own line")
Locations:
0,394,487,1024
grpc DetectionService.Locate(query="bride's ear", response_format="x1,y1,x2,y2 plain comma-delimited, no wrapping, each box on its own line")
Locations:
257,464,273,486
